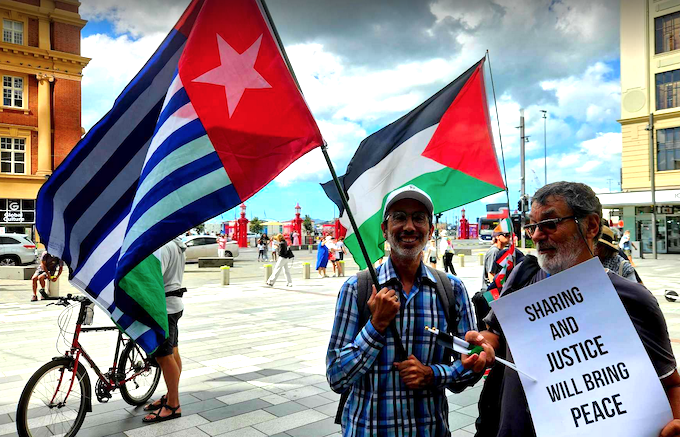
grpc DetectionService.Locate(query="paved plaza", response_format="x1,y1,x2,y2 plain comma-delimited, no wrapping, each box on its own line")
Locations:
0,248,679,436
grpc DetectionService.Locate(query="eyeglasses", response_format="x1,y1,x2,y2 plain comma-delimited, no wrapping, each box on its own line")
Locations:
523,216,576,238
386,211,430,226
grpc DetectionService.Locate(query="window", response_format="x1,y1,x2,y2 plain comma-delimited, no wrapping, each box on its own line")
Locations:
0,236,19,245
657,127,680,171
656,12,680,54
2,19,22,45
656,70,680,110
2,75,23,108
0,137,26,174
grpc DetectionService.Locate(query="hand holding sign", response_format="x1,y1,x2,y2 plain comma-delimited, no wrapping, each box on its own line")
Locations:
490,258,673,437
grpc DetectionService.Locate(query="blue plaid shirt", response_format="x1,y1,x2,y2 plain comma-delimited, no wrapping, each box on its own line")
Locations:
326,258,477,437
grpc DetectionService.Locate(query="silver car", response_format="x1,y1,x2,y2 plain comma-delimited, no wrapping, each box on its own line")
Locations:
0,233,38,266
183,235,239,262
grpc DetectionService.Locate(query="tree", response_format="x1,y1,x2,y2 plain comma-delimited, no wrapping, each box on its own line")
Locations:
250,217,263,234
303,215,313,234
195,223,205,234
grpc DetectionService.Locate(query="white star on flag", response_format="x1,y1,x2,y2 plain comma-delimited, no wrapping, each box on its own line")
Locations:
193,34,271,117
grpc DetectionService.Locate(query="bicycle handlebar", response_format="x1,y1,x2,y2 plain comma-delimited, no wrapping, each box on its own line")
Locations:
46,293,90,307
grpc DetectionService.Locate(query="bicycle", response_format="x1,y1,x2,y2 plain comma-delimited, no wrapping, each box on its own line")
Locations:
16,294,162,437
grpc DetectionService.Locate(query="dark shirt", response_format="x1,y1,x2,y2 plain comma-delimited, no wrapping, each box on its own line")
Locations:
483,262,676,437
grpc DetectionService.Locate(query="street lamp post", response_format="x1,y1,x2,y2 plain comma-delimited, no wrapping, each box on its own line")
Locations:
541,110,547,185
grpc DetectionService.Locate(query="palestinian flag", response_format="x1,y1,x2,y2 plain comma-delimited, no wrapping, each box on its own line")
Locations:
322,58,505,269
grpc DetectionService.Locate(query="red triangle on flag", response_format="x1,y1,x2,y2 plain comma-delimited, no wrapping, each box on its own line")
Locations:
421,60,505,189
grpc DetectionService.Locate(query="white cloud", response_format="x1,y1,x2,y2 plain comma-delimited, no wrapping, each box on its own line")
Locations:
81,0,191,37
81,32,166,130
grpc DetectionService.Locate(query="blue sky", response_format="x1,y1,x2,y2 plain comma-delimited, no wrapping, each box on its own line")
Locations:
78,0,622,225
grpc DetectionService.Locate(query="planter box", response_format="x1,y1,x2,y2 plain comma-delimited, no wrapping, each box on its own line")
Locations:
198,257,234,268
0,265,35,280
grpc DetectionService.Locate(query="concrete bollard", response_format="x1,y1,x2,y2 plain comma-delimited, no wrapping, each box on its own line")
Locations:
264,264,272,283
338,260,345,277
303,262,310,279
458,254,465,267
478,253,484,265
220,266,230,285
47,276,60,297
308,245,313,253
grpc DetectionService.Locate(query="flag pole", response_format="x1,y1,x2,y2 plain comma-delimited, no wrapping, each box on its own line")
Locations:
485,50,513,232
320,142,381,289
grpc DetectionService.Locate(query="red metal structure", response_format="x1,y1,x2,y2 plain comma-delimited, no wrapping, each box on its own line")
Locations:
334,218,347,239
291,203,303,245
237,203,249,248
458,208,470,239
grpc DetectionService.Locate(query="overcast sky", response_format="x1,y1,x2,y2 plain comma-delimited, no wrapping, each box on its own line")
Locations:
79,0,621,224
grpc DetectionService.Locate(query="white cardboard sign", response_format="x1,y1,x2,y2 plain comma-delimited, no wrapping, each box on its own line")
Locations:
490,258,673,437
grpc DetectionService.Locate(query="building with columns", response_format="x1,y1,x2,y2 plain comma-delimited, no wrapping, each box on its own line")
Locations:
0,0,89,240
604,0,680,255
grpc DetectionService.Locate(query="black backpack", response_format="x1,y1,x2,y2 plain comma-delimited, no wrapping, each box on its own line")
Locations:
334,266,459,425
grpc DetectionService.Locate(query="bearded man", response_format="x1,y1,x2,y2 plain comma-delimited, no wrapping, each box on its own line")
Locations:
326,185,493,437
469,181,680,437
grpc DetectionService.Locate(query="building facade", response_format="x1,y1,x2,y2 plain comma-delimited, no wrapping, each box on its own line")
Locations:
0,0,88,241
613,0,680,254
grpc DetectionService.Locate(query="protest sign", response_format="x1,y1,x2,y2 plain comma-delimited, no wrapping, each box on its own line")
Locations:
490,257,673,437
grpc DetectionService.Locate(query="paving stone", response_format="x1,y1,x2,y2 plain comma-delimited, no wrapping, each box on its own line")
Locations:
285,417,340,436
447,411,477,430
198,410,276,436
456,403,479,418
0,415,10,426
257,368,289,377
295,394,335,408
124,414,209,437
279,385,326,401
260,393,289,405
252,410,327,435
314,402,340,417
216,388,270,405
213,426,266,437
198,399,271,422
263,401,308,417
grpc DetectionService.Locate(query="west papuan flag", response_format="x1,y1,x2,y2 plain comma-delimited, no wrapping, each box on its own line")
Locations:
322,58,504,269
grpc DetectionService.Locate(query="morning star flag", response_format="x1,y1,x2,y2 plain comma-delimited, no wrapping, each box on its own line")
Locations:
36,0,322,352
492,217,515,290
322,59,504,269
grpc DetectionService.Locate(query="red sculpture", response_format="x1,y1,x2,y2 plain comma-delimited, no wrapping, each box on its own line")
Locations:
237,203,249,248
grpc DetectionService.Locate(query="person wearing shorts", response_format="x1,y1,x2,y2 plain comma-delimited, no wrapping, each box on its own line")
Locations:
143,237,186,423
31,252,63,302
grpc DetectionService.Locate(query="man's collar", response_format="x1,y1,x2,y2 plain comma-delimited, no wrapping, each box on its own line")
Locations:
379,257,438,287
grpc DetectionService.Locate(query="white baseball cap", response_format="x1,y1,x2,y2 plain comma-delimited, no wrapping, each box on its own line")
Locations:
383,185,434,220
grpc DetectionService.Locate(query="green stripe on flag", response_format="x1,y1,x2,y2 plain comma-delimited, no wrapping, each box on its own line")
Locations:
118,254,168,337
345,167,503,269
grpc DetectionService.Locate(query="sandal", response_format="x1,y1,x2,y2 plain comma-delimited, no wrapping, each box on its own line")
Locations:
142,404,181,423
39,289,49,299
143,395,166,411
31,295,37,302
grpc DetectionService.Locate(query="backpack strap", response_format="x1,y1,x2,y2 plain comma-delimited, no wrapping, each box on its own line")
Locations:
355,270,373,327
425,266,456,329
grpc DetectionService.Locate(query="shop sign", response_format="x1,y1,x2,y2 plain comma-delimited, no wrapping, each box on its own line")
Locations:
0,199,35,224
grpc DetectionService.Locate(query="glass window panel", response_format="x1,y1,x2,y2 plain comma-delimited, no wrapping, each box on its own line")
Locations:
0,162,9,173
3,19,10,28
15,141,23,150
14,21,22,31
1,151,10,161
0,199,6,210
22,199,34,210
23,212,33,222
13,33,21,45
14,77,22,89
657,17,663,30
13,163,23,174
4,97,11,106
14,152,23,162
2,31,10,43
659,129,666,144
13,97,21,108
659,152,666,171
657,73,663,86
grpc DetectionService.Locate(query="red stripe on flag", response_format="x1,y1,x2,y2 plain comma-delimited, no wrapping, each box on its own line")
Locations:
421,59,505,189
174,0,206,37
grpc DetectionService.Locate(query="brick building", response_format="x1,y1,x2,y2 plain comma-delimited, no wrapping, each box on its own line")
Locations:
0,0,89,241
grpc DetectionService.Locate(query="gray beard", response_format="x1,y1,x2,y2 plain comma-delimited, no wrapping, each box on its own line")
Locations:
386,230,426,260
536,233,582,275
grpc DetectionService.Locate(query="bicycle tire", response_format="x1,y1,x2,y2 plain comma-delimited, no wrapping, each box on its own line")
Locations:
16,358,89,437
118,341,161,406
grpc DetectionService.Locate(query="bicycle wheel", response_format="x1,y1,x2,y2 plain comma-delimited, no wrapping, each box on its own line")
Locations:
16,358,89,437
118,341,161,406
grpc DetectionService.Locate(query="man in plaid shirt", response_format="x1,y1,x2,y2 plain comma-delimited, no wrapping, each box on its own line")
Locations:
326,186,494,436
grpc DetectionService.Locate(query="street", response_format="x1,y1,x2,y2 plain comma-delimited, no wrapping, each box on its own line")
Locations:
0,248,679,436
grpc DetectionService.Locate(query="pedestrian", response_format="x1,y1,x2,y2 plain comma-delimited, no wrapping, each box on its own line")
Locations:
257,239,264,261
424,238,437,269
470,181,680,437
143,237,186,423
261,233,270,261
327,237,339,276
482,226,510,289
440,235,456,274
217,233,227,258
31,252,64,301
271,236,278,262
596,225,639,283
335,237,348,261
327,185,492,436
618,229,637,267
316,235,331,278
267,234,293,287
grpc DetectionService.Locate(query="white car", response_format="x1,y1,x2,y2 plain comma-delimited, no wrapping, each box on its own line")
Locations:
0,233,38,266
183,235,239,262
